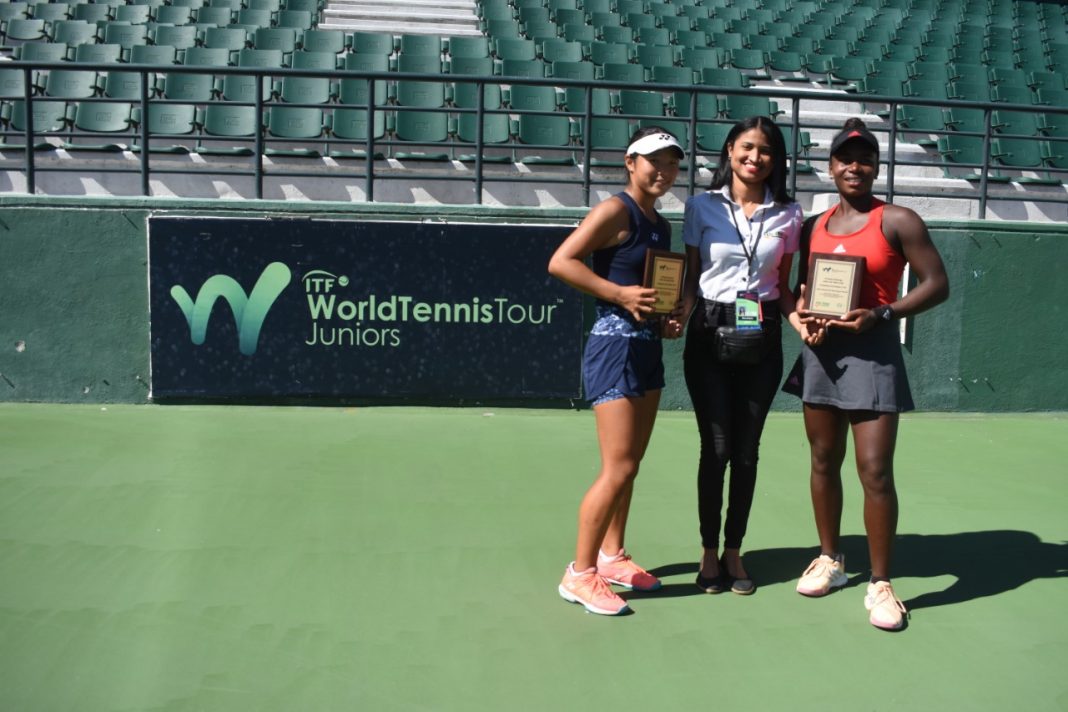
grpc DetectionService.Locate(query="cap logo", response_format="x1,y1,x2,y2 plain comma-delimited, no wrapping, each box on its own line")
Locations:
848,130,862,138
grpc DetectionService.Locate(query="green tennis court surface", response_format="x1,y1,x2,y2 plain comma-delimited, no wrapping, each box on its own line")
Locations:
1,404,1065,711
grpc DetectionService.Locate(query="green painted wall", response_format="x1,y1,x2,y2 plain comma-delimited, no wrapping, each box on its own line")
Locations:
1,197,1065,410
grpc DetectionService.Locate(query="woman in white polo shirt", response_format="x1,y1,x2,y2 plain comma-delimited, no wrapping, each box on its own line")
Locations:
681,115,814,594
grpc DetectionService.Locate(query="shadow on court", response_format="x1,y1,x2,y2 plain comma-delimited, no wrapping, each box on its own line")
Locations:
633,531,1068,609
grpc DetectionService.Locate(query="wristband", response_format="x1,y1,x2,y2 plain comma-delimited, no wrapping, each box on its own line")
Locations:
873,304,895,321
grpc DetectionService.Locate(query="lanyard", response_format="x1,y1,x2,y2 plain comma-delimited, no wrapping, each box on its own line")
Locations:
728,202,766,285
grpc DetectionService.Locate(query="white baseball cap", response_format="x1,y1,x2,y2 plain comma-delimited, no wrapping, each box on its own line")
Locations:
626,132,685,158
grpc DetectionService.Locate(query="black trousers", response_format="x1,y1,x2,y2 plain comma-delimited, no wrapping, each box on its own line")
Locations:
683,299,783,550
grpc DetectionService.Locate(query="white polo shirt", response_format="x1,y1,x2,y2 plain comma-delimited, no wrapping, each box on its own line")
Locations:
683,185,803,303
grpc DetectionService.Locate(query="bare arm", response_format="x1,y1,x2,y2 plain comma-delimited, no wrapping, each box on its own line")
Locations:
547,197,658,321
829,205,949,332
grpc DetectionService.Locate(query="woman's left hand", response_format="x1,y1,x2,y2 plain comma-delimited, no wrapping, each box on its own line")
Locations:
662,301,686,339
828,308,878,333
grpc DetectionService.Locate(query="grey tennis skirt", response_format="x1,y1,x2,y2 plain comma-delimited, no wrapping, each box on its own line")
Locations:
782,320,915,412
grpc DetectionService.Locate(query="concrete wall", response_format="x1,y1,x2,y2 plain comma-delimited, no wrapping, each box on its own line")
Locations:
1,196,1065,410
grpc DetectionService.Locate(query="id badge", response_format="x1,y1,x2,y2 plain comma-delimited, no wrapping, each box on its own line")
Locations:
735,290,763,331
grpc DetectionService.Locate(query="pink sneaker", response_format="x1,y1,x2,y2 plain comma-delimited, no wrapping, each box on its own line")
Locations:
796,554,848,597
865,580,908,630
597,549,662,591
559,564,630,615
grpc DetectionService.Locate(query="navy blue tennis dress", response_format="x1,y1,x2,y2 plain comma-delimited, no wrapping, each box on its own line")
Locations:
582,192,672,406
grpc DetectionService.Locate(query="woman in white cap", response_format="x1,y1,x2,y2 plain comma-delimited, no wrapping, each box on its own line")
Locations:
783,117,949,630
548,126,686,616
680,115,809,596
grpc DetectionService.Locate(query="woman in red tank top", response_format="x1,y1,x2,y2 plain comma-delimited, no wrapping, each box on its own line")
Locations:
783,119,949,631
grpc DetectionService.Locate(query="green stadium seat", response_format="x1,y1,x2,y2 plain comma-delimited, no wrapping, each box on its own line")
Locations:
518,6,550,25
50,20,97,46
391,106,452,161
102,22,150,49
0,67,36,102
265,106,326,156
291,50,338,70
508,83,573,164
235,8,272,28
907,61,949,84
198,102,260,154
254,27,298,54
600,62,644,83
184,47,233,67
152,4,193,24
132,42,179,65
0,3,29,22
301,28,344,54
721,94,779,120
950,80,991,102
447,36,488,59
549,60,594,81
72,43,121,64
134,102,200,153
500,58,545,78
710,31,743,51
395,70,445,109
171,0,206,7
552,8,584,27
699,66,747,89
619,88,665,119
162,71,217,101
453,80,511,161
447,55,492,76
681,47,723,71
203,27,250,51
221,73,272,103
193,6,233,26
283,0,319,11
541,38,584,64
727,48,768,77
767,50,808,80
991,84,1034,106
275,9,312,30
66,99,135,150
211,0,243,9
1030,72,1067,95
341,52,388,105
781,36,814,55
831,56,872,85
103,70,146,100
935,133,1007,182
73,3,111,23
634,44,676,70
637,26,671,46
672,29,707,49
279,74,334,104
31,3,72,21
152,26,198,51
4,99,71,150
43,69,99,98
659,16,692,33
494,37,536,61
3,18,47,43
349,31,394,56
562,23,595,43
236,47,284,68
483,19,521,38
588,41,629,66
692,17,725,35
328,106,386,159
746,34,781,53
114,4,150,23
598,25,632,44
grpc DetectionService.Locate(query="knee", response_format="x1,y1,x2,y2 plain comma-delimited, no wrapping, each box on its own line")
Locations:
600,458,640,486
857,457,895,497
809,445,841,477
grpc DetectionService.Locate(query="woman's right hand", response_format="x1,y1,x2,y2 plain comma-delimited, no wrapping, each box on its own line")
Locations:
616,285,659,322
792,284,827,345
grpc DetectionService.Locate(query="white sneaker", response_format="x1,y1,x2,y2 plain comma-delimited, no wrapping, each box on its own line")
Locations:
865,580,908,630
796,554,848,597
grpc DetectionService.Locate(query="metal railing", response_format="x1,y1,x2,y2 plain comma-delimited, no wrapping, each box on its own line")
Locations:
3,59,1068,217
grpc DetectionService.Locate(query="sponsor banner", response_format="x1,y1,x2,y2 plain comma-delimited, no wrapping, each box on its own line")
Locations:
149,217,583,400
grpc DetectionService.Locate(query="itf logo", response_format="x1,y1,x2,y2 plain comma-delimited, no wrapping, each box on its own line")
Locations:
170,262,292,355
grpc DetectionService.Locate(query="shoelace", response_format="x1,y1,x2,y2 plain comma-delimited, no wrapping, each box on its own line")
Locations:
872,584,908,615
803,558,832,577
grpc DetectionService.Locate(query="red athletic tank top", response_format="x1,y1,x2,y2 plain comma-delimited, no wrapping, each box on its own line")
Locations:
809,199,905,309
